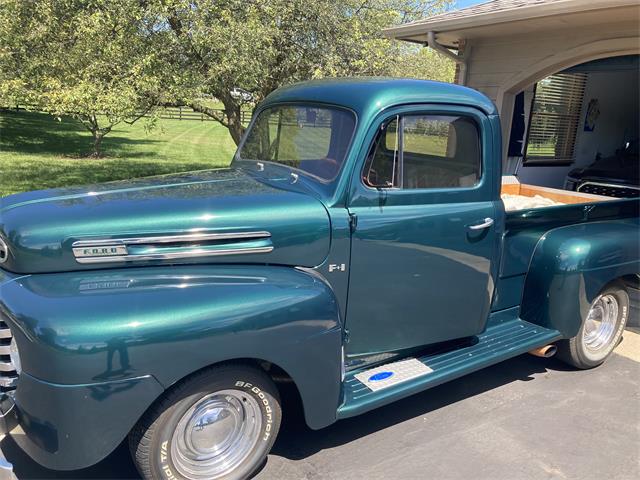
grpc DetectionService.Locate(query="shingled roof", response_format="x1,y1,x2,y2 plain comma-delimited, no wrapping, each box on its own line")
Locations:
414,0,565,25
384,0,636,46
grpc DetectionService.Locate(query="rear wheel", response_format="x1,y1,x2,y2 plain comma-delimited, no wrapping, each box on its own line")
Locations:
130,364,282,480
557,281,629,369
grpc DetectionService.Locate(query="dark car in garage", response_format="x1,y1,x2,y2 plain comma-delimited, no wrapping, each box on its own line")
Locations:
566,140,640,198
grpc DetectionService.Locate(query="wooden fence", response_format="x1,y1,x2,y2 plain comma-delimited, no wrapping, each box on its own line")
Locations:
1,104,253,125
157,106,253,124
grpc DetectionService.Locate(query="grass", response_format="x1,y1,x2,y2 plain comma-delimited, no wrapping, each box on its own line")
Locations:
0,110,237,197
386,131,449,157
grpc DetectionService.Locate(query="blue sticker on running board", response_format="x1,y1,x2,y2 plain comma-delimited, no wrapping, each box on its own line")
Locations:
369,371,394,382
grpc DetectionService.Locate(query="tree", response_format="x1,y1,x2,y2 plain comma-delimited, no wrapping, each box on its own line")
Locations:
0,0,176,156
0,0,455,153
161,0,454,145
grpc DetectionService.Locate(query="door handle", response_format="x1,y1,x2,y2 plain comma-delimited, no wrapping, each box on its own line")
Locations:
468,217,494,230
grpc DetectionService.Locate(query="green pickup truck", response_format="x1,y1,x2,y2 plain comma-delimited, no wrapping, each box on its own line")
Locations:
0,79,638,480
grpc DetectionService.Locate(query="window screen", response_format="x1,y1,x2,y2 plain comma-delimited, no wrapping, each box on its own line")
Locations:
524,73,587,165
363,114,481,189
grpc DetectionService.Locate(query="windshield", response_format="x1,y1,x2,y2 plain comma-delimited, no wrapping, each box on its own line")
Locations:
237,104,356,182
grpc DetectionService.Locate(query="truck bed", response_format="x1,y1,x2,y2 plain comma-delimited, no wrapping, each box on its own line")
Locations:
493,177,639,312
501,176,614,210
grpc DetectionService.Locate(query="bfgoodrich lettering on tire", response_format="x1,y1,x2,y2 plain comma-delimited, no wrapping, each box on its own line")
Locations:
557,280,630,369
130,364,282,480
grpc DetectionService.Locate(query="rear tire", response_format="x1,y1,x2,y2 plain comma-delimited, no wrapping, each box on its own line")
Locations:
557,280,629,369
129,364,282,480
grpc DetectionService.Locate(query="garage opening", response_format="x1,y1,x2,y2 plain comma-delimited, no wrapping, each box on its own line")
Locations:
505,54,639,198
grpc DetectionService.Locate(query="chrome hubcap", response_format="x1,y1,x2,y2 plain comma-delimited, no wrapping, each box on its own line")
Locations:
583,294,619,352
171,390,262,479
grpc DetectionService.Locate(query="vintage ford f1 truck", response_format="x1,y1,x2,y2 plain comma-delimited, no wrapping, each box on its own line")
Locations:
0,79,638,479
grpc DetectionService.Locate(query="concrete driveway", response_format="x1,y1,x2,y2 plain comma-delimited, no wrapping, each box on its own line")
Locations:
2,332,639,480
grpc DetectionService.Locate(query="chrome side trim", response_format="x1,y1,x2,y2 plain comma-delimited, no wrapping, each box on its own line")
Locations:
75,246,274,264
72,231,271,247
72,231,274,264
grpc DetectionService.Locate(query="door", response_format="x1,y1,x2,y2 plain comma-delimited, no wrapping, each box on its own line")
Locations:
345,106,501,356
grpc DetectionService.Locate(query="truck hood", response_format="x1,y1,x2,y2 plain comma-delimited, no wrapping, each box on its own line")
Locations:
0,168,331,274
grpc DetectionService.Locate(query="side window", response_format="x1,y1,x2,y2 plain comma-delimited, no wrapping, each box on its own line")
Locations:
362,114,481,190
363,117,400,188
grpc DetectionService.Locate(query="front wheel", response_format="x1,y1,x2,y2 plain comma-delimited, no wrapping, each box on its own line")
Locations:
557,280,629,369
130,364,282,480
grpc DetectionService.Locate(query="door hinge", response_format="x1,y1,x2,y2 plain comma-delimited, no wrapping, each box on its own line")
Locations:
343,328,350,344
348,213,358,233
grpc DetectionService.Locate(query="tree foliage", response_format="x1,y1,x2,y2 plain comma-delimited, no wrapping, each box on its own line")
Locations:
0,0,176,156
162,0,455,144
0,0,455,153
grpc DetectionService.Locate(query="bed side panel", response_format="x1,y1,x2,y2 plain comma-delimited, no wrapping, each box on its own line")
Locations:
501,199,638,278
520,219,640,337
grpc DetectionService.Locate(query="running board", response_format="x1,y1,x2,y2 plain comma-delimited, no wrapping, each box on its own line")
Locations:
337,314,561,419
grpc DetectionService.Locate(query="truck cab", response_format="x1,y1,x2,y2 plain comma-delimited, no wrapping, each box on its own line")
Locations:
0,79,638,480
237,79,503,359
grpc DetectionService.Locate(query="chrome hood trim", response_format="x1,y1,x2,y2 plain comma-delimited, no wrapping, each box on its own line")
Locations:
72,231,273,264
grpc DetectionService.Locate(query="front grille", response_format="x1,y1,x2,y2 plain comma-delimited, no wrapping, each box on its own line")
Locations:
577,182,640,198
0,316,18,392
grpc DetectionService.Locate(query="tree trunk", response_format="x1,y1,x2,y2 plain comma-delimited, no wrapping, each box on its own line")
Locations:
225,108,245,146
92,131,104,157
220,97,246,146
190,99,246,146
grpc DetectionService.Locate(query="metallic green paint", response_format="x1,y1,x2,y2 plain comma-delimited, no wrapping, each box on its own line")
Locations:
0,270,23,288
491,275,526,312
501,198,639,278
493,198,640,313
0,78,637,472
0,169,331,274
521,218,640,337
345,104,503,355
1,265,342,426
12,373,164,470
236,80,499,207
262,78,498,117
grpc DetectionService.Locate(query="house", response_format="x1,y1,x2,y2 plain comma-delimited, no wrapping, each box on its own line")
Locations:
384,0,639,190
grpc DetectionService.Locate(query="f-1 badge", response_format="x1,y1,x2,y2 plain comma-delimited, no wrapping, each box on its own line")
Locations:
329,263,346,272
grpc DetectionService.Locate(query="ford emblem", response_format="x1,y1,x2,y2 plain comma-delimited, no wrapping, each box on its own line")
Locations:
369,371,394,382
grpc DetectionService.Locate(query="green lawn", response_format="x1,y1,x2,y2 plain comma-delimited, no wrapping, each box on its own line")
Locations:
0,110,237,197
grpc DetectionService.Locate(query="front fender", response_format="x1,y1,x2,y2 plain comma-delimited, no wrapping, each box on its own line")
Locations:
521,219,639,337
1,265,343,430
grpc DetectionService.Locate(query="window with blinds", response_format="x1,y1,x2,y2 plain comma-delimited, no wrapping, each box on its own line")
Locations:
524,72,587,165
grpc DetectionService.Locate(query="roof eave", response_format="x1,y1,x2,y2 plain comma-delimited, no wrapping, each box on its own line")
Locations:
383,0,639,43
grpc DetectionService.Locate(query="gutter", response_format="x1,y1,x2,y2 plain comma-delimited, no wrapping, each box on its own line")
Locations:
384,0,638,43
426,31,467,85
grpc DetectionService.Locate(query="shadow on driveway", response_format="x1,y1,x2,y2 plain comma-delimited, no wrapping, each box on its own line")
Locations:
1,354,594,479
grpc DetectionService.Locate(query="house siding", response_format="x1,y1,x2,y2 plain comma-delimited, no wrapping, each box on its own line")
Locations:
464,22,639,101
460,22,639,164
